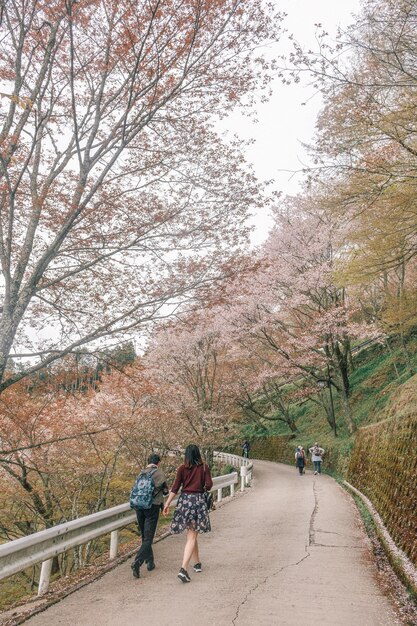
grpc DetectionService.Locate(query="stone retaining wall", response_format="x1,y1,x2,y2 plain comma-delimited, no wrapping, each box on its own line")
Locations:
347,413,417,566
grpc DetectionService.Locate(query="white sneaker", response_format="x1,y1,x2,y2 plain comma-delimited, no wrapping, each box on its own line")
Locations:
314,471,317,475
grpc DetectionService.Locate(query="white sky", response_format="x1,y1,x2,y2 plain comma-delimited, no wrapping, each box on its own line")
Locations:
221,0,362,244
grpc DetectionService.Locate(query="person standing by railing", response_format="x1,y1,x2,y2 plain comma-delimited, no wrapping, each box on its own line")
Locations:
162,444,213,583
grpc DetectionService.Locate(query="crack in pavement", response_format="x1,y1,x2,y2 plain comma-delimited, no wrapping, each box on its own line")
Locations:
309,478,319,546
232,480,319,625
231,545,311,626
231,477,360,624
312,543,362,550
315,529,359,540
311,482,360,549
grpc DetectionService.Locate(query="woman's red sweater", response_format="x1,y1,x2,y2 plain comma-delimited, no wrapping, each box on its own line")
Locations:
170,463,213,494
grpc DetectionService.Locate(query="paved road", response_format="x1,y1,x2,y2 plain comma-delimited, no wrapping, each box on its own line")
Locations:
26,461,399,626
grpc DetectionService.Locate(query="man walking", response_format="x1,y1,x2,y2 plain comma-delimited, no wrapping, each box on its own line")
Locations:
131,453,168,578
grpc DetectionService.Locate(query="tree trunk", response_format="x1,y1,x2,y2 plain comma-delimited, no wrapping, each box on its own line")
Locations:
318,391,337,436
203,446,214,468
334,342,351,398
286,417,298,432
384,338,401,380
339,385,356,434
400,331,415,377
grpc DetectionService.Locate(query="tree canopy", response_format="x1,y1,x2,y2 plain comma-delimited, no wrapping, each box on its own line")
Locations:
0,0,281,392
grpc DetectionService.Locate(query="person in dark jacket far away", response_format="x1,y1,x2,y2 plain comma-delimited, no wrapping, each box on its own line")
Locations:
242,440,251,458
131,454,168,579
163,444,213,583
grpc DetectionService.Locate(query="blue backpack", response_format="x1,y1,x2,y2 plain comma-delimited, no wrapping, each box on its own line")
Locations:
130,468,157,510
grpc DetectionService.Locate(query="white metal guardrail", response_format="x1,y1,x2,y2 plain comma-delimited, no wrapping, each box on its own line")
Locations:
0,452,252,596
213,451,253,490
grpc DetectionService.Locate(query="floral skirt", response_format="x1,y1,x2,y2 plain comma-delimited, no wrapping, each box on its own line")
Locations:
171,493,211,534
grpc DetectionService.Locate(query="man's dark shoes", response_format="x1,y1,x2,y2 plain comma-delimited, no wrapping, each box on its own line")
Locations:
193,562,202,573
147,560,155,571
177,567,191,583
131,563,140,579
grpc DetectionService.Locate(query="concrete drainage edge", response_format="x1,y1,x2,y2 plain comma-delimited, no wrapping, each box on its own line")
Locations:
343,480,417,595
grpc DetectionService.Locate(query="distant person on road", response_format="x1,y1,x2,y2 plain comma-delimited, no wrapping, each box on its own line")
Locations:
131,453,168,579
309,443,325,475
295,446,305,475
301,447,306,473
242,440,251,458
163,444,213,583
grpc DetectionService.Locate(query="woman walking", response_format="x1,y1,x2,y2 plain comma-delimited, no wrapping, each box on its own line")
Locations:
295,446,305,475
163,444,213,583
309,442,325,475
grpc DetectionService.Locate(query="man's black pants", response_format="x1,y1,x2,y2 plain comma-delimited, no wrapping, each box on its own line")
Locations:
133,504,161,570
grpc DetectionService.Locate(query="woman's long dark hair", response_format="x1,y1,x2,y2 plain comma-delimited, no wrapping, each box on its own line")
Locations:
184,444,203,468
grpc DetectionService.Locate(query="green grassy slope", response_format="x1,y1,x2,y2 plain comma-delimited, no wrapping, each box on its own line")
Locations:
242,335,417,476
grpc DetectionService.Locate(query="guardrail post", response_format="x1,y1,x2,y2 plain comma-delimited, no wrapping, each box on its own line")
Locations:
217,487,222,503
240,466,247,491
110,530,119,559
230,482,235,497
38,558,53,596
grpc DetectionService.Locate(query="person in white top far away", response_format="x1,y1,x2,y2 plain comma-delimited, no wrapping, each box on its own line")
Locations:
309,443,325,475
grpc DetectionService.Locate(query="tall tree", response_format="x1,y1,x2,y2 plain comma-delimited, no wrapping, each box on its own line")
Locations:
0,0,281,392
218,201,378,434
289,0,417,276
0,364,173,559
286,0,417,357
144,314,238,447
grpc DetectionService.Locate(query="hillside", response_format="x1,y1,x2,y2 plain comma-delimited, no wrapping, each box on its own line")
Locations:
243,335,417,476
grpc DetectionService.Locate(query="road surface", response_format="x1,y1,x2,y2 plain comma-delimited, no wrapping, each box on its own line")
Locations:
25,461,399,625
